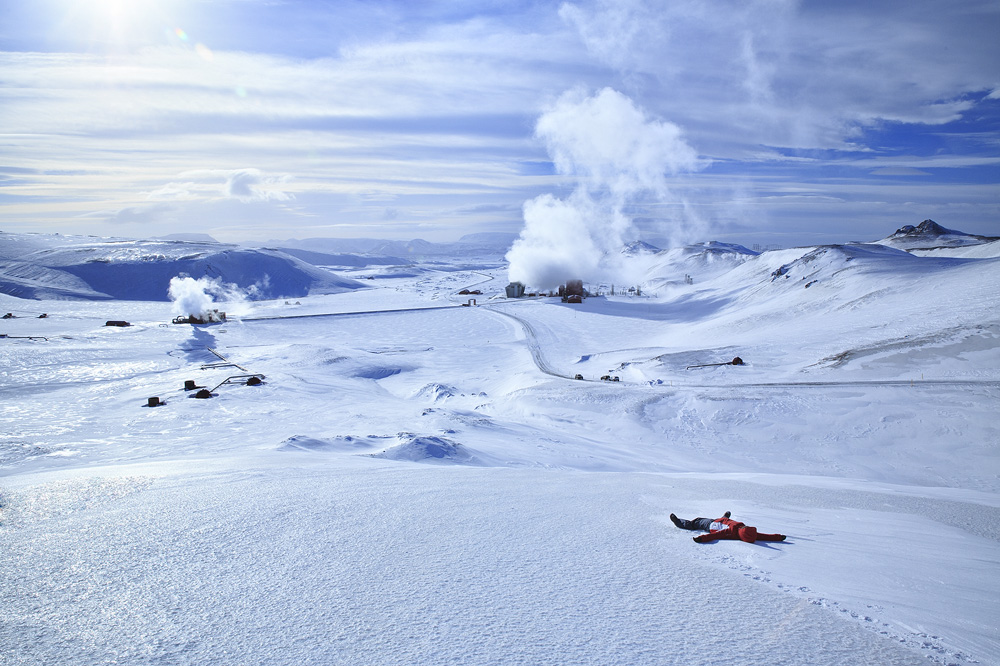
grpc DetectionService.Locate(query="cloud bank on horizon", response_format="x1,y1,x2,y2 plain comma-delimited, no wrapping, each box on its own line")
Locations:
0,0,997,247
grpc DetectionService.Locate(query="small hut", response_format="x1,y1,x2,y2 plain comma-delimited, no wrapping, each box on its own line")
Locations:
505,282,525,299
561,279,585,303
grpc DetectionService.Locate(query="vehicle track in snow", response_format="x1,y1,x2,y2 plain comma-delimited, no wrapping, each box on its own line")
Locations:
451,271,495,297
480,306,565,379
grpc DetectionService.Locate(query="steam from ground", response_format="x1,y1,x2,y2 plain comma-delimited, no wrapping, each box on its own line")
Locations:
506,88,705,289
168,276,245,318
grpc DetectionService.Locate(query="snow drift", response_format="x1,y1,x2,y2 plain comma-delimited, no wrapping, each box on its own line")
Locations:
370,435,480,464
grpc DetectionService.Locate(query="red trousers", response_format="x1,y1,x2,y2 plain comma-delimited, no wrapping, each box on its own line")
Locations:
693,517,786,543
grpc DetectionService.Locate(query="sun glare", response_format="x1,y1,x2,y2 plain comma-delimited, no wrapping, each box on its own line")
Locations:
92,0,144,36
62,0,179,51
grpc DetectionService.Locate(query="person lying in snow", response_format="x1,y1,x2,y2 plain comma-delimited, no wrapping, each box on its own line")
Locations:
670,511,786,543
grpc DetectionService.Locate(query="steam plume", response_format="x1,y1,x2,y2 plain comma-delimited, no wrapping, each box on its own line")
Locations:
506,88,705,289
168,276,243,319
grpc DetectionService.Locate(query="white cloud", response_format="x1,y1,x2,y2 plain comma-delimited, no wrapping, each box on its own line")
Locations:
867,100,977,127
0,29,580,238
145,169,293,203
222,169,292,203
100,202,178,225
558,1,664,71
869,167,932,177
146,182,200,200
559,0,1000,151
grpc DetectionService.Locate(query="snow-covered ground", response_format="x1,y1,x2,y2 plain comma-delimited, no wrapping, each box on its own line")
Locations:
1,231,998,665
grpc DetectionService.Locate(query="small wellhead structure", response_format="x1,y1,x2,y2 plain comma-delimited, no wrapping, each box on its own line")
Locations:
142,347,265,406
686,356,745,370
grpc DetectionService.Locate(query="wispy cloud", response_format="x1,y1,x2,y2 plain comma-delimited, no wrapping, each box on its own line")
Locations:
560,0,999,151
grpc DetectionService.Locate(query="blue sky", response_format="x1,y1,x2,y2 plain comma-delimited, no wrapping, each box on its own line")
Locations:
0,0,997,247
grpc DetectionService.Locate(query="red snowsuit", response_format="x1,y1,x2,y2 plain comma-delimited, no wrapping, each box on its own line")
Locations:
693,516,786,544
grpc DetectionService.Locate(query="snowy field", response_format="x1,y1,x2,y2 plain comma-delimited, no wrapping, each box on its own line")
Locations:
1,233,999,665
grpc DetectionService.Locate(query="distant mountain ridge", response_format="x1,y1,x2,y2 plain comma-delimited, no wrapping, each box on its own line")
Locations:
892,220,962,237
621,240,661,256
152,233,221,243
877,219,999,251
259,232,518,259
0,232,363,301
274,248,408,268
3,221,996,302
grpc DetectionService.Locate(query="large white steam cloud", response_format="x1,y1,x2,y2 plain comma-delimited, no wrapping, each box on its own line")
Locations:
506,88,705,289
168,276,246,319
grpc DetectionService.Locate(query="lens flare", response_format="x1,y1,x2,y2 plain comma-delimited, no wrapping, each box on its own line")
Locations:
67,0,175,51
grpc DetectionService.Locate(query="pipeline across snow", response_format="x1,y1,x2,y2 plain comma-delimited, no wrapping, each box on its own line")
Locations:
239,304,460,322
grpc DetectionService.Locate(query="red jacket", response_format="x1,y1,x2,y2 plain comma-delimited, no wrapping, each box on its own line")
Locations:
693,516,785,543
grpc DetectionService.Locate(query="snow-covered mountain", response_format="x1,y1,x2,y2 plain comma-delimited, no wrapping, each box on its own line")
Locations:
0,232,364,300
876,218,999,251
638,223,1000,295
621,239,661,255
641,240,758,290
